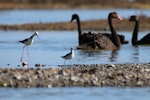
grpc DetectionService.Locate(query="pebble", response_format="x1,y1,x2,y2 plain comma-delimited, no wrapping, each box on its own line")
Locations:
106,64,116,68
70,76,80,82
58,70,68,76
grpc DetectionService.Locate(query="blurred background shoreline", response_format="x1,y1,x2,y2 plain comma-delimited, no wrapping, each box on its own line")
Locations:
0,0,150,9
0,0,149,31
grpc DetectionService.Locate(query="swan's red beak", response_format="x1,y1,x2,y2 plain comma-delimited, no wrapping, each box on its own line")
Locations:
117,15,122,21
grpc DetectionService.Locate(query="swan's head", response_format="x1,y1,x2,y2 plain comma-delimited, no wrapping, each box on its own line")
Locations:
109,12,122,21
129,15,138,22
70,14,79,22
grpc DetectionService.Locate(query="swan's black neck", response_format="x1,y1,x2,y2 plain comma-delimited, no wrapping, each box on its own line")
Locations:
76,17,82,36
108,14,120,48
75,16,82,45
132,20,139,45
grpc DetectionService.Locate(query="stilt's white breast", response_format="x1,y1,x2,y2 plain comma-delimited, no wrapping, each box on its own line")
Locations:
25,38,34,46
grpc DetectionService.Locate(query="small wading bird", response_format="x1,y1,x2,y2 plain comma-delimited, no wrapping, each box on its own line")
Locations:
61,48,74,65
19,31,39,67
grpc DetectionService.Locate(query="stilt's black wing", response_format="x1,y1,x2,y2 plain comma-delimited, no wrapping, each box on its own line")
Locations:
19,38,29,43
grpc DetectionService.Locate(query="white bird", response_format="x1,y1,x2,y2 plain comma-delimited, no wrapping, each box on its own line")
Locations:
19,31,39,67
61,48,74,65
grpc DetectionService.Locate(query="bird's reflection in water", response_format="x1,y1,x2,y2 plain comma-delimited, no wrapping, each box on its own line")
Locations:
131,46,139,62
109,50,119,62
77,49,120,64
75,45,144,64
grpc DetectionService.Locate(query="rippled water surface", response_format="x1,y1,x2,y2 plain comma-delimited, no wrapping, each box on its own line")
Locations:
0,9,149,24
0,30,150,68
0,87,150,100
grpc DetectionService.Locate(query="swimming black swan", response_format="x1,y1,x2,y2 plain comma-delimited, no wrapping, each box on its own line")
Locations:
70,12,124,49
129,15,150,45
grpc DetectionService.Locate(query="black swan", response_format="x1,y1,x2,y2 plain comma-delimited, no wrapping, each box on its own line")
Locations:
70,12,124,49
129,15,150,45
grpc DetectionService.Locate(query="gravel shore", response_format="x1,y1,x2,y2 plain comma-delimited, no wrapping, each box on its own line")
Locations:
0,63,150,88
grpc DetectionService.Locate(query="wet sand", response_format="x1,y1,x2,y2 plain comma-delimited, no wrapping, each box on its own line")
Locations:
0,63,150,88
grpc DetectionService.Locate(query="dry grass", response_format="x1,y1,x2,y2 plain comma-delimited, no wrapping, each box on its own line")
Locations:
0,16,150,31
0,0,150,9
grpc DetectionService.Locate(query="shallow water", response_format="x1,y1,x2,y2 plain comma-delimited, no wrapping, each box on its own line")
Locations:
0,87,150,100
0,30,150,68
0,9,149,24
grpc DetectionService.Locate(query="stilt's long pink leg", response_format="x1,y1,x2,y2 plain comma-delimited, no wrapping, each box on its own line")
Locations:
26,47,30,68
70,60,72,65
20,46,25,63
64,60,66,65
